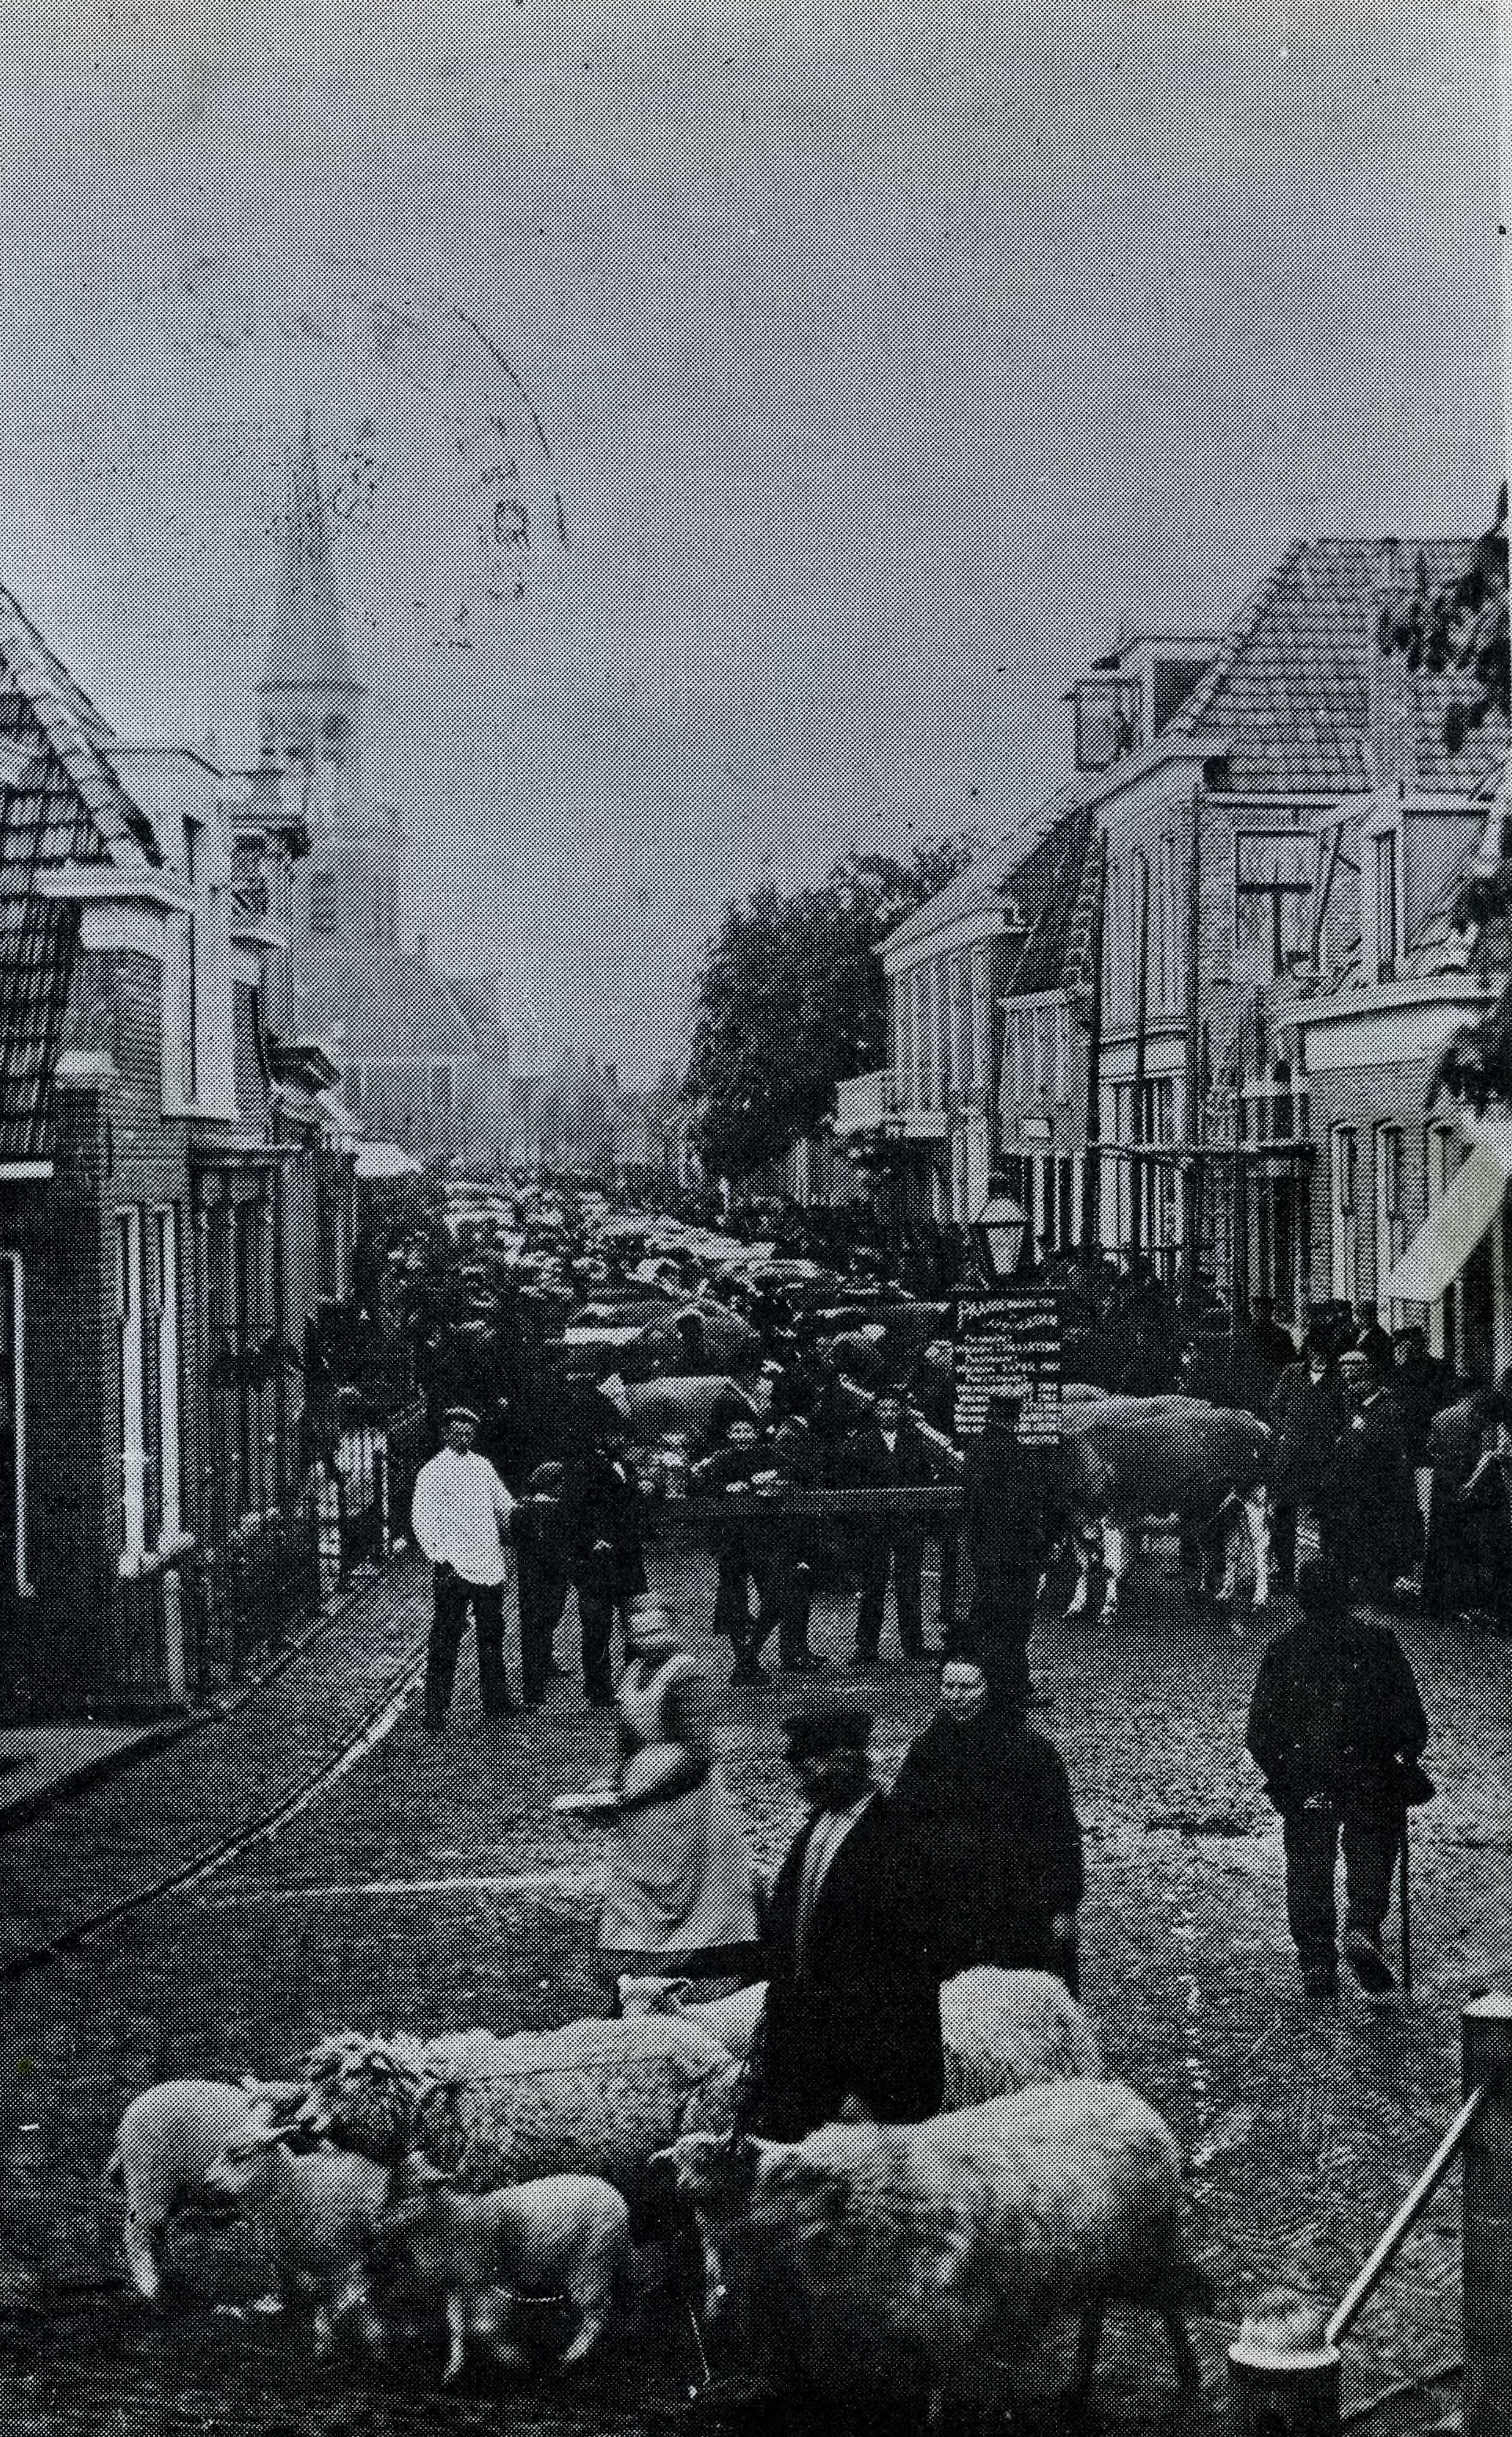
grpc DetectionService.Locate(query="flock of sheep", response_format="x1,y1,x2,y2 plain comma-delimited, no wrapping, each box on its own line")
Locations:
104,1970,1215,2421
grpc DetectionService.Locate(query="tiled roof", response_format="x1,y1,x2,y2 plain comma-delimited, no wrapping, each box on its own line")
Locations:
1165,538,1511,796
0,588,168,1162
880,795,1080,957
1000,804,1102,1003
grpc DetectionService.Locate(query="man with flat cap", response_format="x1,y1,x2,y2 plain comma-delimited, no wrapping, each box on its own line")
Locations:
960,1386,1058,1706
410,1406,516,1731
750,1706,944,2142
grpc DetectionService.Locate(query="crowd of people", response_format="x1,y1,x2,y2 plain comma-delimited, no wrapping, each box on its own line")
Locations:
372,1173,1468,2040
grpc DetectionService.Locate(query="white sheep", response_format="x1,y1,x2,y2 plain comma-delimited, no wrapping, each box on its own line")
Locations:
662,2078,1215,2421
297,2017,742,2233
379,2157,630,2383
618,1967,1103,2107
104,2077,306,2303
200,2123,395,2357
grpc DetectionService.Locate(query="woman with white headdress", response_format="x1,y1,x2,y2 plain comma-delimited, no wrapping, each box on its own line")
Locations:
558,1594,763,2002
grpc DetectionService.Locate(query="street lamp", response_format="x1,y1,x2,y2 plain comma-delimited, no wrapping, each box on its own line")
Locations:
973,1178,1029,1280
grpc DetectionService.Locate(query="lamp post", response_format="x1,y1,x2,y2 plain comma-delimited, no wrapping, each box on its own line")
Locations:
973,1178,1030,1282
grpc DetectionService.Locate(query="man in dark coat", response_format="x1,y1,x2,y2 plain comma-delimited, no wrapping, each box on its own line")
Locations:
690,1414,783,1684
1354,1303,1394,1372
752,1707,944,2143
559,1403,649,1705
1322,1356,1421,1604
1248,1556,1431,2006
1247,1295,1299,1376
512,1459,570,1709
888,1652,1084,1992
842,1386,945,1665
1268,1334,1347,1592
960,1388,1058,1705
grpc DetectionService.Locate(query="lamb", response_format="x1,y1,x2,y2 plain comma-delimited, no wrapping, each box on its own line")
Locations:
200,2121,395,2357
619,1967,1103,2107
104,2077,307,2302
377,2157,630,2383
659,2078,1215,2422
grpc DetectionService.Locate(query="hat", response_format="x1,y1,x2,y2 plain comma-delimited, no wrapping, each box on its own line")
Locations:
443,1405,480,1427
782,1706,874,1761
1295,1556,1350,1622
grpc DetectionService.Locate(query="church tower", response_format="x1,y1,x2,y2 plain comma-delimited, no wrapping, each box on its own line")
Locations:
257,436,401,1005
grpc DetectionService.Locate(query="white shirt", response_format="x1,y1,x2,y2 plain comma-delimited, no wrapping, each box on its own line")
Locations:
794,1792,873,1973
410,1448,514,1586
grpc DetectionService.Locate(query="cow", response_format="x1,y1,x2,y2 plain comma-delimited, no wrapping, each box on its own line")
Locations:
1058,1395,1271,1621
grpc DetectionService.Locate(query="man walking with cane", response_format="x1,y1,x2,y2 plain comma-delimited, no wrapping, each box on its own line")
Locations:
1247,1556,1434,2009
411,1405,516,1731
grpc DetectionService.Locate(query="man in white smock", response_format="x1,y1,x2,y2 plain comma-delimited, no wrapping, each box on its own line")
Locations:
410,1405,516,1730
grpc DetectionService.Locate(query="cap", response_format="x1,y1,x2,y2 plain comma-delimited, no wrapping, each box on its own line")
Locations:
443,1405,480,1426
782,1706,874,1761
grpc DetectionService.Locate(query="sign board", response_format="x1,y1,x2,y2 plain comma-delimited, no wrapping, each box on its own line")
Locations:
953,1291,1062,1443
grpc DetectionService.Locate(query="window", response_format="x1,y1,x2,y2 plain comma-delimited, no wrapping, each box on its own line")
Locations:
1235,834,1316,983
1373,829,1400,981
153,1210,180,1543
1054,1002,1072,1104
1331,1129,1360,1304
1375,1129,1406,1327
308,866,340,935
1073,680,1140,773
971,949,992,1096
115,1209,147,1566
894,978,912,1085
1026,1012,1045,1104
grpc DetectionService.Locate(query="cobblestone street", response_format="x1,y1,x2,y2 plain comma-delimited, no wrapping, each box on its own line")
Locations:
0,1547,1507,2434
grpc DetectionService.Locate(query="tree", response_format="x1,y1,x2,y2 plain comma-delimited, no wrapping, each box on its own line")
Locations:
683,839,976,1181
1379,495,1512,1113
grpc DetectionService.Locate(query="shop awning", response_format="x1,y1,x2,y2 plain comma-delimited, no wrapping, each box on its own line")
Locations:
1383,1143,1510,1304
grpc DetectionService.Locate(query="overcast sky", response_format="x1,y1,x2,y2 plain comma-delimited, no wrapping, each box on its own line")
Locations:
0,0,1502,1072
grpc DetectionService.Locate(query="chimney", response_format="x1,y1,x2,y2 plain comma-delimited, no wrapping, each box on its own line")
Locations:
1368,540,1418,791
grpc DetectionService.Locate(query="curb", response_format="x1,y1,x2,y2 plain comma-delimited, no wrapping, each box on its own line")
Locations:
0,1560,424,1835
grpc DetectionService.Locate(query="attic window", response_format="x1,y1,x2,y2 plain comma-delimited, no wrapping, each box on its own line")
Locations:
1073,681,1140,774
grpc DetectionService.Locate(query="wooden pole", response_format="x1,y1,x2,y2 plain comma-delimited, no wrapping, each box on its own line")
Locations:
1129,852,1151,1264
1079,834,1107,1265
1464,1992,1512,2435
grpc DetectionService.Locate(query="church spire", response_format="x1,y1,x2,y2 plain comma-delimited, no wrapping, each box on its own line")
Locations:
257,431,363,768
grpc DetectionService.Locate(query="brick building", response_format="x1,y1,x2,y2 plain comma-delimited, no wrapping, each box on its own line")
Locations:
1068,541,1509,1349
0,589,353,1715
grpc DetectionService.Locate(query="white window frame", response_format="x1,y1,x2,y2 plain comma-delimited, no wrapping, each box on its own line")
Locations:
153,1209,182,1545
115,1209,148,1570
1330,1127,1360,1305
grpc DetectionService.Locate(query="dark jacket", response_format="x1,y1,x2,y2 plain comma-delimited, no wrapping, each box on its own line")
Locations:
1323,1390,1422,1589
559,1447,647,1594
841,1419,943,1495
961,1427,1058,1606
888,1707,1084,1979
756,1793,944,2143
1247,1615,1430,1823
1269,1363,1346,1498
